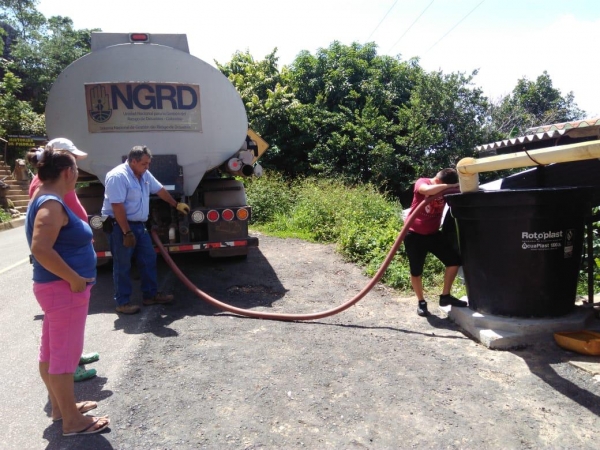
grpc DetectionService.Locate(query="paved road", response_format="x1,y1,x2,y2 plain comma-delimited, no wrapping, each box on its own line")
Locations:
3,223,600,449
1,225,168,449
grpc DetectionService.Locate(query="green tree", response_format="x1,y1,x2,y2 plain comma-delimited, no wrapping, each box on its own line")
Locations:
487,71,585,138
218,41,495,198
1,0,96,112
217,49,308,174
9,16,95,112
276,41,418,190
217,49,294,137
395,68,491,185
273,42,490,197
0,61,45,137
0,0,44,40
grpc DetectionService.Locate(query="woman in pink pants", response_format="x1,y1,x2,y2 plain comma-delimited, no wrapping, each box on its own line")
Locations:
29,138,100,383
26,145,110,436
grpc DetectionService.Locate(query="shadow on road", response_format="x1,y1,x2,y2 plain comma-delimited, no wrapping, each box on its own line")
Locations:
510,339,600,418
236,315,471,340
42,375,114,449
43,424,114,450
88,246,286,338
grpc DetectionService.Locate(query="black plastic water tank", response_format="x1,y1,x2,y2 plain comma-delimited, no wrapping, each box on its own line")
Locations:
446,187,592,317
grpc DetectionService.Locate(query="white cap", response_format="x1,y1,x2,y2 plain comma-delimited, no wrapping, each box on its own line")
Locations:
46,138,88,159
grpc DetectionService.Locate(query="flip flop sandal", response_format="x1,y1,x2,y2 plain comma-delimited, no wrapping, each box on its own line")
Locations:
63,416,110,437
79,352,100,365
74,366,97,382
52,401,98,422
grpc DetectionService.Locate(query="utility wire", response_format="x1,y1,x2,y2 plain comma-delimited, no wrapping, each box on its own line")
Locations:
424,0,485,54
388,0,435,54
367,0,399,41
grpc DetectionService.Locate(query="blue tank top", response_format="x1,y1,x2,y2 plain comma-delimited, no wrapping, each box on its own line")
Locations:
26,194,97,283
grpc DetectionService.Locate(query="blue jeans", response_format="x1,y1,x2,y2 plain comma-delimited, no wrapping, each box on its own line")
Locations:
108,222,157,306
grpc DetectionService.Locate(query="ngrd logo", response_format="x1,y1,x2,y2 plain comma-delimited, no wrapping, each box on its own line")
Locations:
87,83,199,124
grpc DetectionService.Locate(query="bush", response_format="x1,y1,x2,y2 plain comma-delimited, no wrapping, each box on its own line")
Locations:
244,172,295,225
0,209,11,223
245,173,451,295
245,172,595,297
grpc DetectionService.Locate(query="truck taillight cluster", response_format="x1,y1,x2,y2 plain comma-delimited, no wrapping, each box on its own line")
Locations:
88,207,250,230
191,207,250,224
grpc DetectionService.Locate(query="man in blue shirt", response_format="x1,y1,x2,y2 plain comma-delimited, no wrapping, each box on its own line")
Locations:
102,145,190,314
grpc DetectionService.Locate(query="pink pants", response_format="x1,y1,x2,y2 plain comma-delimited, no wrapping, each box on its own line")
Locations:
33,280,91,374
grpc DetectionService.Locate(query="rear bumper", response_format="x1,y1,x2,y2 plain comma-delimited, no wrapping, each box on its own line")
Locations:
95,237,259,258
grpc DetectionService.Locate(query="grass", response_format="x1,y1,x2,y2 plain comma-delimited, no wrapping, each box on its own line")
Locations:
244,172,462,296
0,209,11,223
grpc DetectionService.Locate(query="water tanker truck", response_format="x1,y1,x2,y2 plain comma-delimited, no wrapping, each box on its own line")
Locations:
45,32,268,263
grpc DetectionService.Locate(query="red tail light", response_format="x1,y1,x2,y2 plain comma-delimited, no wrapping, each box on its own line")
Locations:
221,209,234,221
206,210,219,222
130,33,150,42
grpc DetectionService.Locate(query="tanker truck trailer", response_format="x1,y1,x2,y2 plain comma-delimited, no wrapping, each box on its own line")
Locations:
45,32,268,264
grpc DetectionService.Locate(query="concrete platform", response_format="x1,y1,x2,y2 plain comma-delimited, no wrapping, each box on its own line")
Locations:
445,300,598,350
569,359,600,376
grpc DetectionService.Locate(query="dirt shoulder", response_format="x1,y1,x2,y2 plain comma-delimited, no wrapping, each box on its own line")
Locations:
42,232,600,449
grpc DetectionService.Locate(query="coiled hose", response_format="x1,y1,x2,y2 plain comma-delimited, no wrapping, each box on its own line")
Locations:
152,187,459,321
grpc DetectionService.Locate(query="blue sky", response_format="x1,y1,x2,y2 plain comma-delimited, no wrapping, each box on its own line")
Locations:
37,0,600,118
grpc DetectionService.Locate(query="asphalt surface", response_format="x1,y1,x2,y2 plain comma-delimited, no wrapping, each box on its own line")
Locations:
2,223,600,449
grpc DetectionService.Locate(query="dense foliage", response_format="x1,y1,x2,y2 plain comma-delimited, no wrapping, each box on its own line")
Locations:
0,207,10,222
218,43,585,202
0,0,96,139
246,173,598,296
245,173,451,293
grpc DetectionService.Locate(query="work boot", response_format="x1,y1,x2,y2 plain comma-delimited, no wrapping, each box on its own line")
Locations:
417,300,430,317
439,294,468,307
115,303,141,314
143,292,174,306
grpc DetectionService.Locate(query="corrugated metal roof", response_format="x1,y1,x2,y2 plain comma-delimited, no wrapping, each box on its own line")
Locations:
476,117,600,152
526,117,600,134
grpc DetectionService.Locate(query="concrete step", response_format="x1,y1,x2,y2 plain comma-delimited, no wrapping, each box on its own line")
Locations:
1,166,30,213
2,179,29,187
3,179,31,207
12,199,29,207
6,193,29,200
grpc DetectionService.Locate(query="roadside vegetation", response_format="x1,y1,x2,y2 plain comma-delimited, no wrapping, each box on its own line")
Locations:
246,173,598,297
0,208,10,223
245,172,456,296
